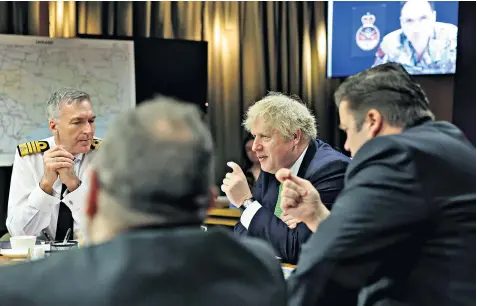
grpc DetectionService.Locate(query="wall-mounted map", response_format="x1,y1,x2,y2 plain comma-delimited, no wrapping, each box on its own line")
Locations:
0,34,135,166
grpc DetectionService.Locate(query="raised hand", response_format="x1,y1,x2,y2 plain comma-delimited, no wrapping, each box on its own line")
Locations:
221,162,253,207
275,168,330,232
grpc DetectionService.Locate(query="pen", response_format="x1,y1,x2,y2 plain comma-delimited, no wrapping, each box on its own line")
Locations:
42,230,53,243
63,228,72,243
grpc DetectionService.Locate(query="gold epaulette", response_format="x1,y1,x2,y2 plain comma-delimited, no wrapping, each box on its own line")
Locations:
17,141,50,157
90,138,102,150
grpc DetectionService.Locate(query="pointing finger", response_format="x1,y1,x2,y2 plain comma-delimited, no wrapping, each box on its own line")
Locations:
227,162,243,174
276,168,292,183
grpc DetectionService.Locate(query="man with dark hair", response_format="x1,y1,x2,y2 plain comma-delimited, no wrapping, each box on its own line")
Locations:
333,62,435,157
373,0,457,74
280,63,476,305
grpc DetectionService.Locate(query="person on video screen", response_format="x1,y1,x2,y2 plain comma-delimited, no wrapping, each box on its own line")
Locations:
372,0,457,74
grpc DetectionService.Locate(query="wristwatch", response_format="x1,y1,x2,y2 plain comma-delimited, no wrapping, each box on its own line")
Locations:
241,198,254,210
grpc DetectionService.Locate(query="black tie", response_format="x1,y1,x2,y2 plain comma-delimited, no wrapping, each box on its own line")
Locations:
56,184,73,241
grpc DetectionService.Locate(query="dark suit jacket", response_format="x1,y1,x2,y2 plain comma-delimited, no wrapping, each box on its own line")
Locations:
288,120,476,306
234,139,350,264
0,227,287,306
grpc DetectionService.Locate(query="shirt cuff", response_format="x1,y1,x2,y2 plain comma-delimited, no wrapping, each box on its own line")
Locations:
62,183,87,214
28,185,59,213
240,201,262,229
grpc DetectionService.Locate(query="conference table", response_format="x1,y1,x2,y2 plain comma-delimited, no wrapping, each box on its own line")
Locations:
205,208,242,226
0,249,296,280
0,207,297,276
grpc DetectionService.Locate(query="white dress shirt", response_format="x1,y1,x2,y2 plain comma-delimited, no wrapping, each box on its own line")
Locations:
7,136,97,240
240,146,309,229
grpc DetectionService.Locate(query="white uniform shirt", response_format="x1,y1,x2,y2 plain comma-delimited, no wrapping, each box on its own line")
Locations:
7,136,98,240
240,146,309,228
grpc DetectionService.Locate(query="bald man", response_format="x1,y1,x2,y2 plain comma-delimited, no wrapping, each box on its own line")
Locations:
373,0,457,74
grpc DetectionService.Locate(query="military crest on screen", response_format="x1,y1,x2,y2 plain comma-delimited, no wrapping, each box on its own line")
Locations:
356,12,380,51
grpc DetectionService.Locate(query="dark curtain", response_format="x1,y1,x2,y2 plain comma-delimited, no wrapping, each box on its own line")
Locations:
453,1,476,146
0,1,45,236
0,2,30,34
72,1,341,184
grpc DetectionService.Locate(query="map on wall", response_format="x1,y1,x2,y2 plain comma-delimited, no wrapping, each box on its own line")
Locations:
0,34,136,166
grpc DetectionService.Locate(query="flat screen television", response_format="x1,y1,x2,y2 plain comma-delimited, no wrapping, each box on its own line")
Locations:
327,1,459,78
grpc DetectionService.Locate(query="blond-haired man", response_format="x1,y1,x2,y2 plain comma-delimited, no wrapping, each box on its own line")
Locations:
222,92,350,264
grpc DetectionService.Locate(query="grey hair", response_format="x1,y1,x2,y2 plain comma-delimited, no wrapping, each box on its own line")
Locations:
243,92,317,140
92,96,214,225
46,88,91,119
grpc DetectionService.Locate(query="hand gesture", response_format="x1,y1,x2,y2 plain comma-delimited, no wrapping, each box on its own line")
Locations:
40,146,75,193
275,168,330,232
280,212,301,229
221,162,253,207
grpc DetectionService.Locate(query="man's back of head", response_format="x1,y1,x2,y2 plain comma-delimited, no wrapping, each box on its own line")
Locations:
86,96,214,243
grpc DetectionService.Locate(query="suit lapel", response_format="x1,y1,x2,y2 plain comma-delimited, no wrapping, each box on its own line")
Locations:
256,171,280,210
297,139,318,178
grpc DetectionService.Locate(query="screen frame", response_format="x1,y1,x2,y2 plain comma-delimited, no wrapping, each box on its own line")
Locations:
326,0,459,78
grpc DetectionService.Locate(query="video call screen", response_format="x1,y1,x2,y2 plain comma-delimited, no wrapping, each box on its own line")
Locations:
327,1,459,78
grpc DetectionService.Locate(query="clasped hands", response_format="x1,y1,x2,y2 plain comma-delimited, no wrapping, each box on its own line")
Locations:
40,146,80,195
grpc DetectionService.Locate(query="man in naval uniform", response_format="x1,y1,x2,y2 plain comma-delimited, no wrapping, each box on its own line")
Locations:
7,88,101,241
372,0,457,75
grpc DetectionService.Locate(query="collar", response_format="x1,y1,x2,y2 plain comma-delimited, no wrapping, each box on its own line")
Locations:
73,153,84,161
289,146,308,176
405,116,433,129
